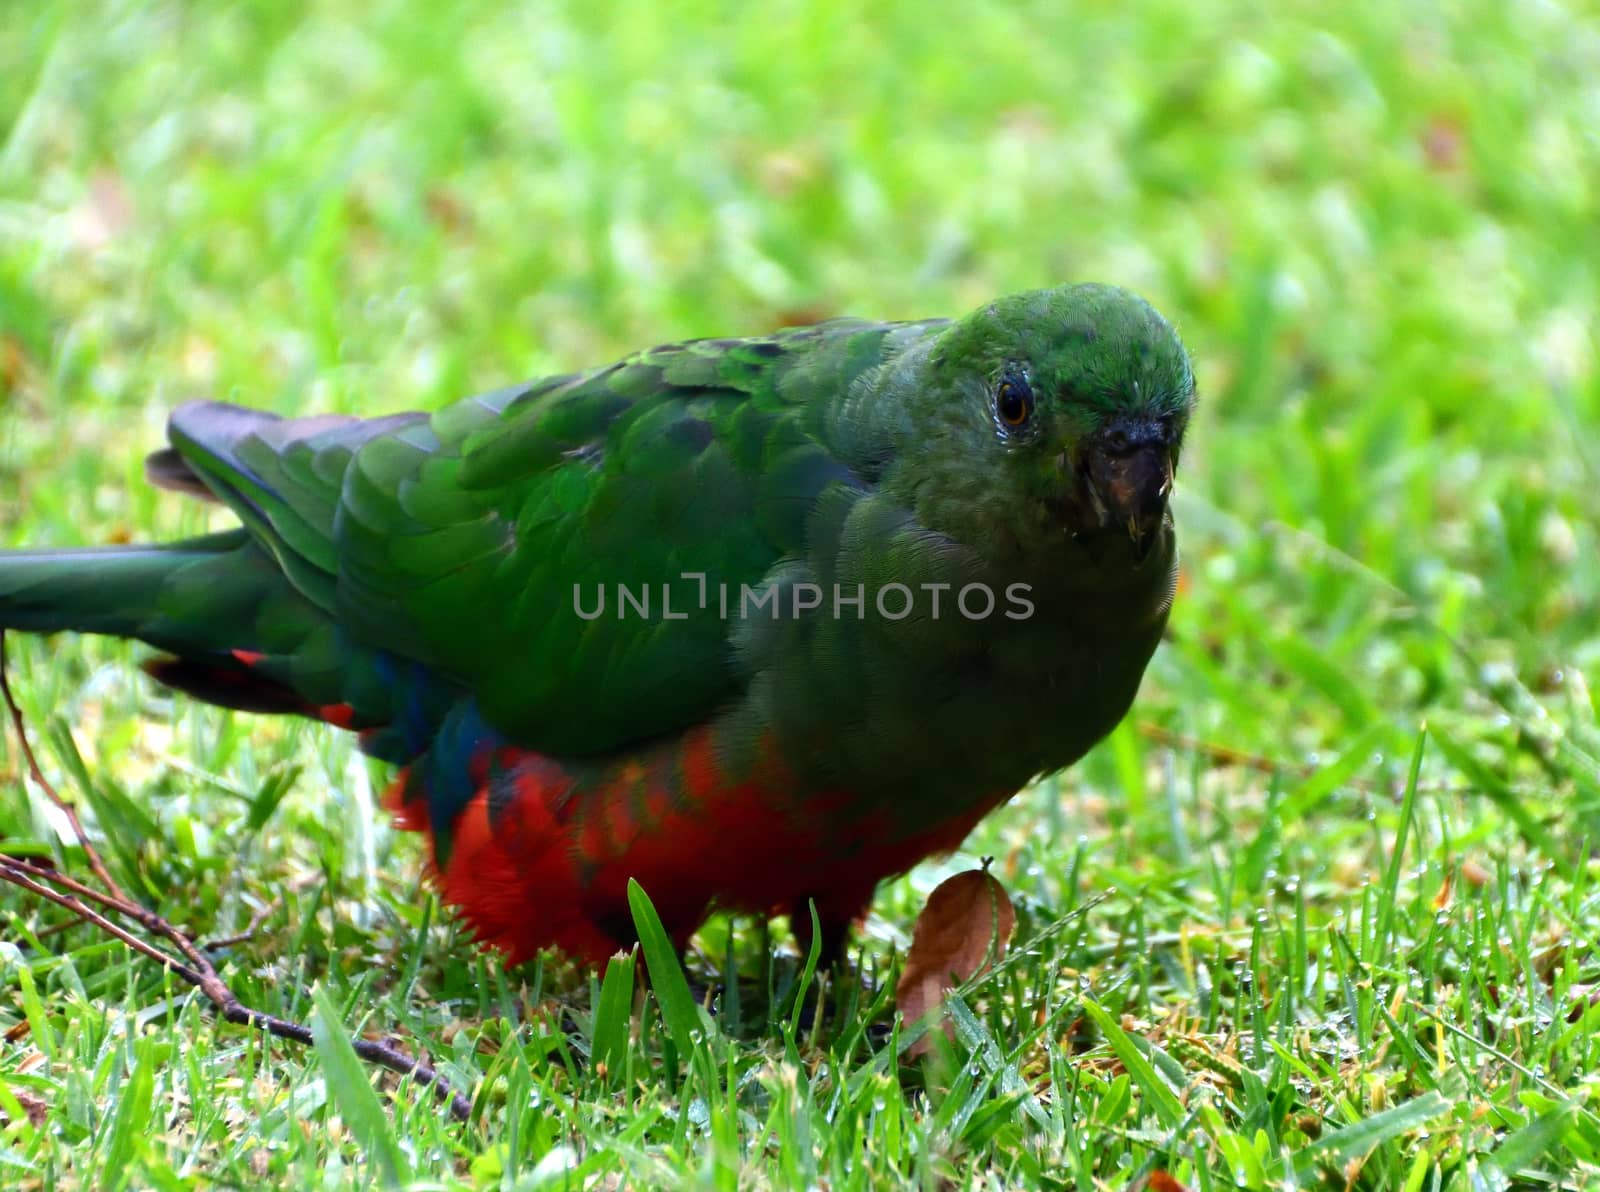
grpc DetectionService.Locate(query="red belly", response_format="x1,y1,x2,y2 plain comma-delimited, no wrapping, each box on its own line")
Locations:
387,724,1008,964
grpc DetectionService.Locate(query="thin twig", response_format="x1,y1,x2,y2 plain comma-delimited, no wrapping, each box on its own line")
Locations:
0,632,473,1123
201,898,280,951
1134,720,1528,797
0,860,207,983
1136,722,1285,777
28,917,82,942
0,637,125,901
4,854,175,932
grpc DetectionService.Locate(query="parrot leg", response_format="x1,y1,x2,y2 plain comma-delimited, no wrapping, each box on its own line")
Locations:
789,891,873,970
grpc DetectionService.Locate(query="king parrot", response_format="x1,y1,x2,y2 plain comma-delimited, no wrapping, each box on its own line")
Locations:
0,284,1195,965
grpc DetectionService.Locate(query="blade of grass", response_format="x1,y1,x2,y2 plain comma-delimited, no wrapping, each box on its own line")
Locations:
100,1036,155,1190
1376,725,1427,949
1294,1090,1452,1178
310,985,410,1188
1079,996,1184,1130
1432,727,1560,862
591,949,636,1085
627,878,714,1088
1484,1101,1580,1177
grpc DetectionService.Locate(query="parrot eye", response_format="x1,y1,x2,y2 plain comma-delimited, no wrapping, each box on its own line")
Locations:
995,373,1034,431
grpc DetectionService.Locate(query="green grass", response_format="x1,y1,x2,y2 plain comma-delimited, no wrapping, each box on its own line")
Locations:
2,0,1600,1186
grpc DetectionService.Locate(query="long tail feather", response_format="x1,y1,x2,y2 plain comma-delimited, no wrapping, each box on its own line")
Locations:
0,530,250,639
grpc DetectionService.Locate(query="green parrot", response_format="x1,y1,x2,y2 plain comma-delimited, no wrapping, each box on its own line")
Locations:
0,284,1195,964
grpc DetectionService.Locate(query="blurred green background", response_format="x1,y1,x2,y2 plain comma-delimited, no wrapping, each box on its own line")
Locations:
3,1,1600,1187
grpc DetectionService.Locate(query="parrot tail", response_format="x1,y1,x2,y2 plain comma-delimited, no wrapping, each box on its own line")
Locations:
0,529,347,716
0,531,249,639
0,528,458,737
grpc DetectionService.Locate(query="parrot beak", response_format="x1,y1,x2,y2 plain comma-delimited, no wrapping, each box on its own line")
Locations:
1077,418,1173,563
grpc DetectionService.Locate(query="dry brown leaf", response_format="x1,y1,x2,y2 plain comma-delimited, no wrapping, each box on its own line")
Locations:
1,1086,46,1128
897,867,1015,1057
1146,1172,1192,1192
1460,858,1493,888
1432,869,1454,911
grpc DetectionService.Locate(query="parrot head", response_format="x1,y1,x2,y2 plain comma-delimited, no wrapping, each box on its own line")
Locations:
893,283,1196,586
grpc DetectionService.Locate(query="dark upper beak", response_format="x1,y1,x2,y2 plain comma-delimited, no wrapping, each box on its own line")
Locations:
1081,417,1173,562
